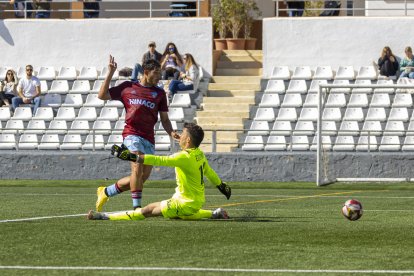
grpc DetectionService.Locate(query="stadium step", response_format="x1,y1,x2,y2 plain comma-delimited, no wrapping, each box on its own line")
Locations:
207,90,257,97
219,55,262,62
196,116,243,125
215,68,263,76
203,130,240,143
196,123,244,130
217,61,262,69
200,143,238,152
200,103,250,112
211,76,261,83
208,83,260,90
196,110,250,118
201,96,254,104
222,50,262,56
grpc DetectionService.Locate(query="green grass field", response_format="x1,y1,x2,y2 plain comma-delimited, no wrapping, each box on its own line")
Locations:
1,180,414,275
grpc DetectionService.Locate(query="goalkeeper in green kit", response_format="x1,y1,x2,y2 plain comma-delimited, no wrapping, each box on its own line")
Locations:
88,123,231,221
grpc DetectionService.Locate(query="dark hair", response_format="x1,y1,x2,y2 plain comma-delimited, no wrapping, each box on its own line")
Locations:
162,42,183,64
142,59,161,71
184,122,204,148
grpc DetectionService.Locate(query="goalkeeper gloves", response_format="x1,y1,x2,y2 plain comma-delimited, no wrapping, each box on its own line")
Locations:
217,182,231,200
111,144,136,162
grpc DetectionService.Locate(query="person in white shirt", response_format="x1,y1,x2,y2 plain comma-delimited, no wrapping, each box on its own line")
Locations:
12,65,41,114
168,53,199,97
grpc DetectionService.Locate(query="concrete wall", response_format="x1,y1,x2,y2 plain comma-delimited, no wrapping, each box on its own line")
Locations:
0,18,213,76
1,151,413,182
262,17,414,78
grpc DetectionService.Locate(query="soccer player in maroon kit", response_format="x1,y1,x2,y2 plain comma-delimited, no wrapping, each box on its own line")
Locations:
96,55,180,210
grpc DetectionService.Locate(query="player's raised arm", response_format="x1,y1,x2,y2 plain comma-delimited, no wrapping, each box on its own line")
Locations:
98,55,117,101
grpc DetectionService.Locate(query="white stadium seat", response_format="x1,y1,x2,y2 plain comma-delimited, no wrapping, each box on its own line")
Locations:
40,80,49,93
393,93,413,107
0,133,16,149
356,66,378,80
113,119,126,134
352,79,372,93
293,121,314,135
99,67,119,80
265,135,286,151
291,66,312,80
105,134,123,150
259,94,280,108
12,107,32,121
313,66,333,80
155,135,171,151
61,94,83,108
286,79,307,94
56,107,76,121
91,80,104,93
156,120,177,135
77,107,97,121
303,93,319,107
335,66,355,80
46,120,68,134
38,134,60,150
4,120,24,134
91,120,112,135
105,99,124,108
168,107,185,122
356,135,378,151
248,120,270,136
78,66,98,80
82,134,105,150
70,80,91,94
343,107,364,121
34,107,54,121
325,93,346,107
281,93,302,107
388,108,409,121
18,133,38,150
370,93,390,107
308,79,328,93
37,66,56,81
271,121,292,136
0,107,11,121
242,135,264,151
291,135,309,151
338,121,360,136
60,134,83,150
170,93,191,108
98,107,119,121
322,108,342,121
310,135,332,151
348,93,368,107
276,108,297,121
25,119,46,134
298,108,318,121
68,120,90,134
270,66,290,80
384,121,405,136
402,136,414,151
56,66,77,80
322,121,337,135
48,80,69,94
84,94,105,107
264,80,285,93
42,94,62,108
365,107,386,121
361,121,382,136
333,136,355,151
379,136,400,151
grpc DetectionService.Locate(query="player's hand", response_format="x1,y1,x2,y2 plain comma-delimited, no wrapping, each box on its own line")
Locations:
217,182,231,200
171,131,180,141
111,144,135,161
108,55,118,75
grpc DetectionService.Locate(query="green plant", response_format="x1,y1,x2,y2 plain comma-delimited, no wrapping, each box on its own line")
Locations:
242,0,262,39
212,1,228,39
226,0,245,39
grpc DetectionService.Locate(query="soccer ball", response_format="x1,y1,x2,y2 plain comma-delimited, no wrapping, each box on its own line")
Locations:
341,199,363,221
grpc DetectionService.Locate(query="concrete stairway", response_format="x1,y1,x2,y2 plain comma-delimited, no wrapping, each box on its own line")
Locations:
196,50,262,152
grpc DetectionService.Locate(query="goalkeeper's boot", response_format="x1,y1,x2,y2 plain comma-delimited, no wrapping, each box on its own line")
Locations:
212,208,229,219
87,210,109,220
96,186,109,212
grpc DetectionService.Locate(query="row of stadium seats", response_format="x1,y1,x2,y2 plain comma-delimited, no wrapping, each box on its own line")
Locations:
242,134,414,152
270,65,383,80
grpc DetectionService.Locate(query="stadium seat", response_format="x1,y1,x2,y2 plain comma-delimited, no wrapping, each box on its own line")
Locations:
286,80,307,94
270,121,292,136
55,107,76,121
0,133,16,149
270,66,290,80
97,107,119,121
322,107,342,121
298,107,318,121
48,80,69,94
78,66,98,80
105,134,123,150
343,107,364,121
291,66,312,80
241,135,264,151
338,121,360,136
36,66,56,81
113,119,126,134
388,107,409,121
407,121,414,135
91,120,111,135
56,66,77,80
156,120,177,135
24,119,46,134
356,66,378,80
70,80,91,94
308,79,328,93
91,80,105,93
12,107,32,121
293,121,314,135
291,135,309,151
168,107,185,122
82,134,105,150
303,93,319,107
365,107,386,121
170,93,191,108
361,121,382,136
40,80,49,93
120,109,126,120
276,108,297,121
38,134,60,150
34,107,54,121
402,136,414,151
352,79,372,93
0,107,11,121
84,94,105,107
105,99,124,108
310,135,332,151
281,93,302,107
61,94,83,108
356,135,378,151
99,67,119,80
259,94,280,108
248,120,270,136
322,121,337,135
384,121,405,136
325,93,346,107
4,119,24,134
264,80,285,93
76,106,97,121
348,93,369,107
42,94,62,108
254,108,275,122
155,135,171,151
68,120,90,134
379,136,400,151
335,66,355,80
60,134,83,150
264,135,286,151
374,79,395,93
18,133,38,150
46,120,68,134
16,67,27,79
393,93,413,107
333,136,355,151
370,93,390,107
313,66,333,80
331,79,351,93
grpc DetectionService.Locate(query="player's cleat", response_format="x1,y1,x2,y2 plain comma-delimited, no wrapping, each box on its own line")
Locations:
96,186,109,212
87,210,108,220
212,208,229,219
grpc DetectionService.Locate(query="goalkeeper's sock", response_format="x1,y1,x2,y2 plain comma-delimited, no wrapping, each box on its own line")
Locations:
180,209,213,220
108,209,145,221
131,190,142,208
105,182,122,197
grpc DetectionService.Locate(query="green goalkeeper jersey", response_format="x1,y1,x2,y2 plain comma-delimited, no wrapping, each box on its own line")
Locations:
143,148,222,209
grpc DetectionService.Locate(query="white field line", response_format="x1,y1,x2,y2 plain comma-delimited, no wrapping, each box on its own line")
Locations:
0,214,87,223
0,266,414,274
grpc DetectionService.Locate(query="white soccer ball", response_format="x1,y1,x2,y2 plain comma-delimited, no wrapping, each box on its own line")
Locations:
341,199,363,221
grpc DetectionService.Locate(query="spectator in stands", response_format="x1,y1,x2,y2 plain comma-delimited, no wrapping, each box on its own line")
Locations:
32,0,51,18
399,46,414,79
83,0,100,18
131,41,163,81
377,46,399,79
168,53,199,97
10,0,33,18
0,69,18,107
12,65,41,114
96,55,180,211
285,1,304,17
161,42,183,80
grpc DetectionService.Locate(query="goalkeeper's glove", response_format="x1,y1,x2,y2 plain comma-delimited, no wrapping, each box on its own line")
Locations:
217,182,231,200
111,144,136,162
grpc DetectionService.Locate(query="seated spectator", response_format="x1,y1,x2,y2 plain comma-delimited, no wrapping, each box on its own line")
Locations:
32,0,51,18
131,41,163,81
12,65,41,114
83,0,100,18
0,69,18,108
399,46,414,79
168,53,199,97
161,42,183,80
285,1,304,17
378,46,399,79
10,0,33,18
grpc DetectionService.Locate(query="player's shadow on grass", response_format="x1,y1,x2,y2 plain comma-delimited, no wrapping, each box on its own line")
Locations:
226,216,310,223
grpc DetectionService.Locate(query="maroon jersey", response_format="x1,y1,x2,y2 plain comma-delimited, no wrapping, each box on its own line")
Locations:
109,81,168,144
